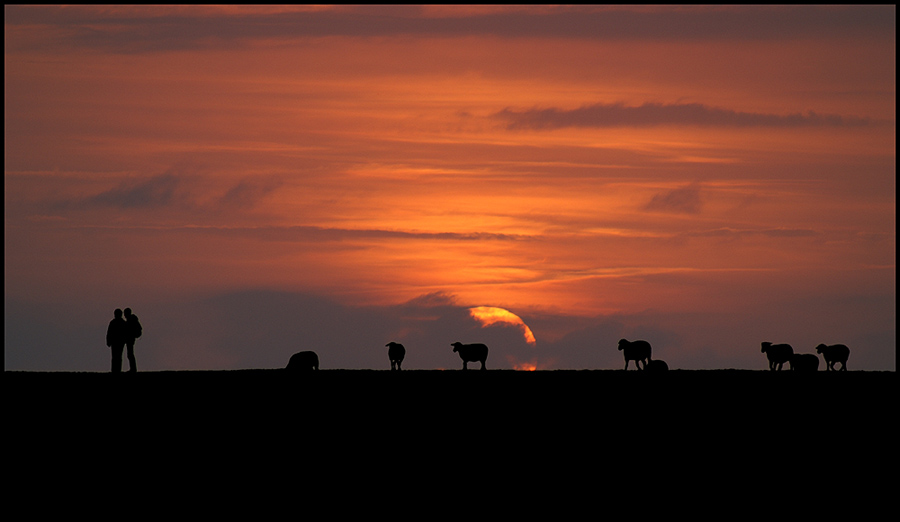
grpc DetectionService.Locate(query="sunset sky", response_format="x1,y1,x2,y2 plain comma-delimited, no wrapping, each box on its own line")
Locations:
5,5,895,371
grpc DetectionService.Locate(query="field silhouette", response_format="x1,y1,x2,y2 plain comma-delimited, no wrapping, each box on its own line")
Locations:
7,368,892,429
6,368,894,519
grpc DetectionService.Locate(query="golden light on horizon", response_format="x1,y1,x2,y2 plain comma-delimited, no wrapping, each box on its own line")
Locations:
468,306,537,345
513,361,538,371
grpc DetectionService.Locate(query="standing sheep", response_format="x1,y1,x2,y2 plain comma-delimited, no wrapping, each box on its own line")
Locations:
789,353,820,372
386,342,406,371
286,351,319,371
451,342,488,370
815,344,850,371
618,339,652,370
761,342,793,371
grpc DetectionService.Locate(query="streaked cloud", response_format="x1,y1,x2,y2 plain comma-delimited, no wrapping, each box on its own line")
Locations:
217,177,285,210
495,102,875,130
62,224,538,243
5,5,893,54
645,183,703,214
56,173,182,210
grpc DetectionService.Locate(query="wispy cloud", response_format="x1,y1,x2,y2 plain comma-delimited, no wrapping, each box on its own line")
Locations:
46,170,287,214
217,177,284,209
645,183,703,214
61,223,537,243
5,5,893,53
495,102,875,130
683,227,819,239
79,174,181,209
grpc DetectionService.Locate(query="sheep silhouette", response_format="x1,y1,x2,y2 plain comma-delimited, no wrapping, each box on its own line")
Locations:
386,342,406,371
761,342,793,371
451,342,488,370
789,353,820,372
286,351,319,371
618,339,651,370
644,359,669,372
815,344,850,371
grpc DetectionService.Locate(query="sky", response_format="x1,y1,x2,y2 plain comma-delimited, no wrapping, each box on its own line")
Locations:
4,5,895,372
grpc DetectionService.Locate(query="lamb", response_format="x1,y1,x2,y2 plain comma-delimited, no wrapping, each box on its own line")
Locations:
789,353,820,372
644,359,669,372
761,342,793,371
286,350,319,371
617,339,651,370
815,343,850,371
451,342,488,370
386,342,406,371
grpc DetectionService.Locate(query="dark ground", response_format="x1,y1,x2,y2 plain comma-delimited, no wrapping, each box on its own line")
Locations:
6,369,894,516
7,368,893,429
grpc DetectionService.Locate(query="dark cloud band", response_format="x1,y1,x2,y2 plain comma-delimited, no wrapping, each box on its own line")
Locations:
495,102,874,129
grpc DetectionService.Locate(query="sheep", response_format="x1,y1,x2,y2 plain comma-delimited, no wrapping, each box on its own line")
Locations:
761,342,793,371
789,353,820,372
815,343,850,371
618,339,651,370
644,359,669,372
451,342,488,370
386,342,406,371
286,351,319,371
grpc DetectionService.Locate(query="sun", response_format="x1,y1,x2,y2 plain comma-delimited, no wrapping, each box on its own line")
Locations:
468,306,537,345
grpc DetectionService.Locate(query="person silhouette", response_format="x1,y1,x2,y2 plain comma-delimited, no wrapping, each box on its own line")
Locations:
123,307,142,373
106,309,128,373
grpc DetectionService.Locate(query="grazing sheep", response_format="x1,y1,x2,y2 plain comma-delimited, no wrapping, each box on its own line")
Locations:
761,342,793,371
451,342,489,370
815,344,850,371
618,339,652,370
286,351,319,371
386,342,406,371
644,359,669,372
789,353,820,372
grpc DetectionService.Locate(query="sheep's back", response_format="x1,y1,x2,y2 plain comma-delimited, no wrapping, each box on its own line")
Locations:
459,343,488,360
764,344,793,362
623,340,652,358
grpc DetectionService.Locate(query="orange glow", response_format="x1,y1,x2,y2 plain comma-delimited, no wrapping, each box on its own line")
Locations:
4,6,895,371
469,306,537,345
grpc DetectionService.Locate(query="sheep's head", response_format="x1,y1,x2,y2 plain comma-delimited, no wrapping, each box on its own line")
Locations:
451,342,463,352
815,343,827,354
617,339,628,351
761,342,772,353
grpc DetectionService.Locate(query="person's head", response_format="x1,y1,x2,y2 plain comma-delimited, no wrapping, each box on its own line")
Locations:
124,308,132,318
114,308,123,318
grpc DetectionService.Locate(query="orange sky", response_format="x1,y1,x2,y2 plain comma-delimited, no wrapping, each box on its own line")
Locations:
5,5,895,371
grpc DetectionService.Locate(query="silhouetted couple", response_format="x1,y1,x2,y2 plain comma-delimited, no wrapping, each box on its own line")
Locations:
106,308,142,373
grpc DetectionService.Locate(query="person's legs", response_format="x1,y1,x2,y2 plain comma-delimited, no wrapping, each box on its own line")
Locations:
126,343,137,372
111,345,124,372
